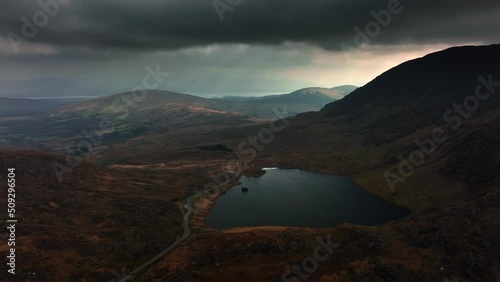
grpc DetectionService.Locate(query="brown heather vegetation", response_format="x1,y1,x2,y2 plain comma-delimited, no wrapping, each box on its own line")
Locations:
0,150,236,281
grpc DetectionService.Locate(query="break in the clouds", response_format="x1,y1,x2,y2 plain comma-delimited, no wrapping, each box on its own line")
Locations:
0,0,499,97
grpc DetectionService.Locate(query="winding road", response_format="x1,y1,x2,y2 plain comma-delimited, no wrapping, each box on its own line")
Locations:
120,148,243,281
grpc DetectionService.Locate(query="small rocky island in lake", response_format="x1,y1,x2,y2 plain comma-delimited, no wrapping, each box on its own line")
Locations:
241,187,249,192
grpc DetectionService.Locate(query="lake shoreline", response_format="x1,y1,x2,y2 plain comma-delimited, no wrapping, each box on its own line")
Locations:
204,168,412,230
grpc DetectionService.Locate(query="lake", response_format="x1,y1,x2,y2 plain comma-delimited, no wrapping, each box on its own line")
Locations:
206,169,411,229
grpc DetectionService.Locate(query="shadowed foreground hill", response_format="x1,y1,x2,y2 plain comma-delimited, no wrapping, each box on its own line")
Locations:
322,44,500,145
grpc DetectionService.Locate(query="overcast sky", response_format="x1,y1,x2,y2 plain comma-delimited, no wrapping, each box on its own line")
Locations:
1,0,499,97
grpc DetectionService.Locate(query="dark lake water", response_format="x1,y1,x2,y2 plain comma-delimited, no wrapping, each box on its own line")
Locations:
206,169,411,229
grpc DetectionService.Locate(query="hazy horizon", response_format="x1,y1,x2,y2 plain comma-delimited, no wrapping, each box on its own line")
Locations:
0,85,360,99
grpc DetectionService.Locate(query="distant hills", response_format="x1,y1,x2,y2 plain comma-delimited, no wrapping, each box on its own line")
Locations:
210,85,357,114
331,85,358,95
53,89,314,120
0,85,356,119
214,85,358,103
0,84,355,160
261,87,347,102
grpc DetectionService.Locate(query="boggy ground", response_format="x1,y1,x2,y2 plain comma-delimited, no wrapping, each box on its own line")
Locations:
0,149,236,281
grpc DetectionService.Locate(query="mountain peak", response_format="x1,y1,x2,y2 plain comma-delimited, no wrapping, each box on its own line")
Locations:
290,87,347,100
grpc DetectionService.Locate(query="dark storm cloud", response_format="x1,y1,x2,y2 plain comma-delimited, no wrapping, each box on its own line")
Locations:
1,0,499,52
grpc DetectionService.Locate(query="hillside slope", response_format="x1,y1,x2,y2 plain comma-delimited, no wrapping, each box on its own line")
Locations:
322,44,500,145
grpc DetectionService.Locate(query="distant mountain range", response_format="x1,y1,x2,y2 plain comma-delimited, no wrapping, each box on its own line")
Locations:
213,85,357,102
0,84,356,160
0,85,357,118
